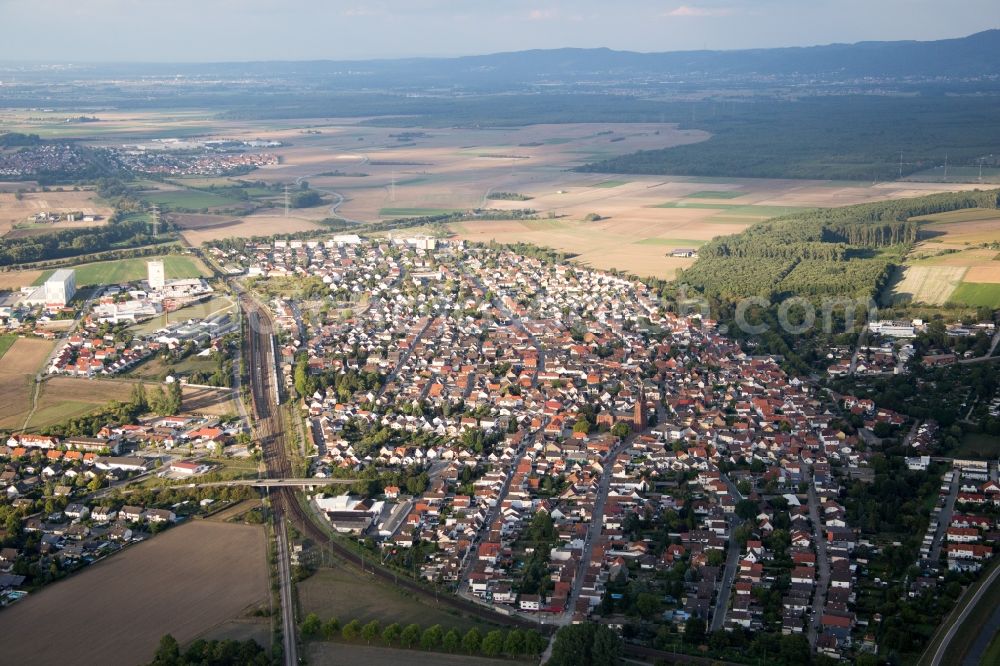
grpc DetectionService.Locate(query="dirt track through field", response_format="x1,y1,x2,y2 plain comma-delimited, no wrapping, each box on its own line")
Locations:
0,521,267,666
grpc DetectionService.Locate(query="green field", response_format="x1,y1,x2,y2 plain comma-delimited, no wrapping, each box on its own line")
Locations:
24,401,98,431
34,255,210,288
139,189,242,210
0,335,16,361
981,630,1000,666
298,565,498,635
947,282,1000,307
686,190,745,199
654,202,809,217
593,179,629,188
378,207,458,217
633,238,707,246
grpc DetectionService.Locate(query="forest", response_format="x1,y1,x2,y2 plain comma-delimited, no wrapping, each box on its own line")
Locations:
680,189,1000,302
577,95,1000,181
0,216,163,266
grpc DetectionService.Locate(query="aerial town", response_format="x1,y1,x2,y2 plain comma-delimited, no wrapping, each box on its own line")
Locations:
2,8,1000,665
200,236,999,661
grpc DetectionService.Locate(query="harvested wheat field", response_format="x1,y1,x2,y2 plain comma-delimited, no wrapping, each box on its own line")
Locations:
0,338,55,429
181,212,323,245
0,269,43,291
889,265,968,305
964,265,1000,283
169,212,241,230
0,521,268,666
0,190,112,237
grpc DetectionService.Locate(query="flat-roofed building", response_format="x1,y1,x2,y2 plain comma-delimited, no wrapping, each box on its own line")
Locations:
148,260,166,290
45,269,76,306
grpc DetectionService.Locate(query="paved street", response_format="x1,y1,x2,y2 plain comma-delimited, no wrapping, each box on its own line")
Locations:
928,469,960,564
807,482,831,647
561,436,631,624
710,473,745,632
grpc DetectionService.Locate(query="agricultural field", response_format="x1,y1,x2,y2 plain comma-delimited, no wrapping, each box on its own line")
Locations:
0,268,43,291
0,521,268,666
885,207,1000,305
138,188,243,211
169,213,242,231
180,213,324,245
948,282,1000,307
18,377,133,431
33,254,210,287
886,266,968,306
298,564,498,635
3,112,992,281
0,337,55,429
0,334,16,360
0,189,112,238
686,190,746,199
379,207,460,218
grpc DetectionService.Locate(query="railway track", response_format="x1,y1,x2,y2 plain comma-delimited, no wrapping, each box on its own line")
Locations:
240,292,537,632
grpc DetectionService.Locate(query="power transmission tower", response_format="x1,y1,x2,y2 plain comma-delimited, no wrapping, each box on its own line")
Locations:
151,205,159,238
943,154,948,181
283,184,290,217
899,151,904,180
390,170,396,202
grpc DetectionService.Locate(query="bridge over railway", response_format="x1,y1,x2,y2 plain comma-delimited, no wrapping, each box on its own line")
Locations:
236,281,540,666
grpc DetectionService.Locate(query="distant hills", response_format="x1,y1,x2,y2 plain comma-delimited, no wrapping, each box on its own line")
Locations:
7,30,998,87
427,29,1000,81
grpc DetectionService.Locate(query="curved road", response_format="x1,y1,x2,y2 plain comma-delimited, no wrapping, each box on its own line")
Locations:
930,561,1000,666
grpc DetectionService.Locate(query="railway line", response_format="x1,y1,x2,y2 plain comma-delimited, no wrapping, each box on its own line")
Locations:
239,291,538,644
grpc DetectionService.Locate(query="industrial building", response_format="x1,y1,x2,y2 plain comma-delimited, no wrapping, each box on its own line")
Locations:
45,269,77,306
20,268,77,307
147,260,166,290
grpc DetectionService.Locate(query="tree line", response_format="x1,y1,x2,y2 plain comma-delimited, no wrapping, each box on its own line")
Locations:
681,189,1000,302
300,613,548,658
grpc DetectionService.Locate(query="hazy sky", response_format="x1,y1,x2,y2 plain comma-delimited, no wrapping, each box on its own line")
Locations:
2,0,998,62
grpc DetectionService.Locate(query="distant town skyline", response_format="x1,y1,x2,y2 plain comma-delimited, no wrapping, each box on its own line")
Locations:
0,0,998,62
